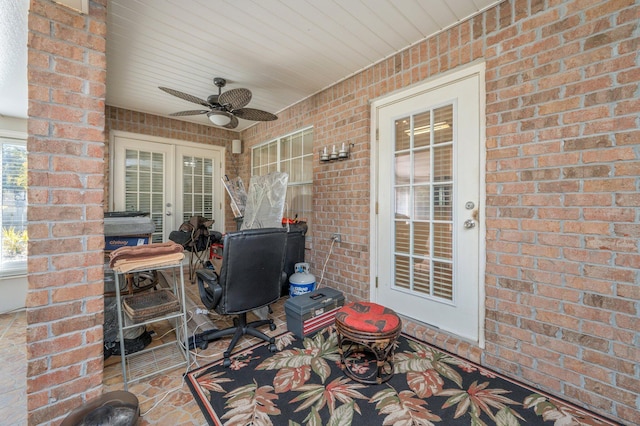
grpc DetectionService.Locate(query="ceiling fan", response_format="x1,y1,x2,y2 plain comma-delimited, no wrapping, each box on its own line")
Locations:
159,77,278,129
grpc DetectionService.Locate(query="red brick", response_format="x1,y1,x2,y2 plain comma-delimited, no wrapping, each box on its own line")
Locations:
51,285,97,304
564,221,610,235
585,378,637,407
537,310,580,330
26,0,640,424
49,373,102,402
583,178,636,192
584,116,637,134
520,367,562,393
614,223,640,238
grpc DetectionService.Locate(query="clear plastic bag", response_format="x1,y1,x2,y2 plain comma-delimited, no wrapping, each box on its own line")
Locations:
241,171,289,230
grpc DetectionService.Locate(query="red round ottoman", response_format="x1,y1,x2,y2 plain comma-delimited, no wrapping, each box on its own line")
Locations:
335,301,402,384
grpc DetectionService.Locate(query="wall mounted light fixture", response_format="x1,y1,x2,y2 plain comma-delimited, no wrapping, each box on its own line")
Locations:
232,139,242,154
320,142,351,163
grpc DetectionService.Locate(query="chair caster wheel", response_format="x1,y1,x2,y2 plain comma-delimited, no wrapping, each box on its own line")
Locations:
222,357,231,367
268,343,277,353
269,322,276,331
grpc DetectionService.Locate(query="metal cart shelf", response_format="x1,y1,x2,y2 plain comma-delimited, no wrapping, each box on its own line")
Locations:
113,262,189,390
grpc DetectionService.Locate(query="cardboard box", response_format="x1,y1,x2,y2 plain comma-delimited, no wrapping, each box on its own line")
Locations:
284,287,345,338
104,235,150,251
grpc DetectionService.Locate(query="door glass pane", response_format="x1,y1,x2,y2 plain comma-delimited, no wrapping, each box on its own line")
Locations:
434,145,452,181
413,222,430,257
395,152,410,185
392,104,454,301
413,111,431,148
124,149,165,242
413,149,430,184
394,220,410,253
413,186,430,220
182,154,214,224
395,117,410,151
433,261,453,299
394,186,409,218
395,255,410,289
433,222,452,259
434,184,452,221
413,260,430,294
434,105,453,145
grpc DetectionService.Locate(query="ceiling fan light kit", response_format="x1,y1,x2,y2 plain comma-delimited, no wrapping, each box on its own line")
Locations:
159,77,277,129
207,110,232,126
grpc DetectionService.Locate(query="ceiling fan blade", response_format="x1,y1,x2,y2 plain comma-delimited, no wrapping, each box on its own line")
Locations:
159,87,210,107
218,88,252,110
224,115,239,129
233,108,278,122
169,110,209,116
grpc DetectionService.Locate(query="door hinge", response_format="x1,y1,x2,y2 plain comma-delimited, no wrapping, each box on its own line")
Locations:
376,128,379,141
375,276,378,288
375,202,378,215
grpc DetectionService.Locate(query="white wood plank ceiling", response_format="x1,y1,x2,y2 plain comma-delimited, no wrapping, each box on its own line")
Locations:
0,0,504,127
106,0,503,131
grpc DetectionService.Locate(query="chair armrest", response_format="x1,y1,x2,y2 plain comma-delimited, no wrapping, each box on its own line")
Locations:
196,269,222,310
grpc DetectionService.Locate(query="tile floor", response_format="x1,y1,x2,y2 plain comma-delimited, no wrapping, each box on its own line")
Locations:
102,283,291,426
0,273,290,425
0,308,27,426
0,274,623,426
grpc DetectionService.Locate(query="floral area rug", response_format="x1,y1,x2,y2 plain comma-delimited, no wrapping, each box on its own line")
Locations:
186,327,619,425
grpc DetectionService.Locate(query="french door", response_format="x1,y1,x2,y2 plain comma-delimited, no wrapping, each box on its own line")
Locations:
111,132,224,242
372,64,485,343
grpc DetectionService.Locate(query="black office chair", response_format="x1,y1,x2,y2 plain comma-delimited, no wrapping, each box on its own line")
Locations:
194,227,288,367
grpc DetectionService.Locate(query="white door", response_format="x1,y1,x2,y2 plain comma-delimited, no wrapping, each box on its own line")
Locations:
372,65,484,343
175,145,223,226
112,133,224,241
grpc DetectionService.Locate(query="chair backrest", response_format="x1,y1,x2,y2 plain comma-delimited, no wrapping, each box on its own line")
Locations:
217,227,288,314
178,216,214,252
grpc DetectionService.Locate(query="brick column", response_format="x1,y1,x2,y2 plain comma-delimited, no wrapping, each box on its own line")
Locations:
26,0,107,424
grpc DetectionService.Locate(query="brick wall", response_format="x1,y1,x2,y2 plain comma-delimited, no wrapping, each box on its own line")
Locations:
238,1,638,423
26,0,108,424
27,0,637,424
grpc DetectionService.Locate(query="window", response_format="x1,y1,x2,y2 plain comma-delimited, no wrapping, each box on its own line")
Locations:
0,138,27,277
252,127,313,228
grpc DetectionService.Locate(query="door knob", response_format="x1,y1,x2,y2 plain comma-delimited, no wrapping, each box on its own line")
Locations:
166,211,172,216
464,219,475,229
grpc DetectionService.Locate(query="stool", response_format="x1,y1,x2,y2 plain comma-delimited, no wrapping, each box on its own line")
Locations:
335,302,402,384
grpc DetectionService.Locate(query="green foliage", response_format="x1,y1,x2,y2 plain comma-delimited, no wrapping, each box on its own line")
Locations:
2,227,28,257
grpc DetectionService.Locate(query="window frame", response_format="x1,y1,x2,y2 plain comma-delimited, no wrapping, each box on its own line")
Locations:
251,127,313,226
0,134,27,278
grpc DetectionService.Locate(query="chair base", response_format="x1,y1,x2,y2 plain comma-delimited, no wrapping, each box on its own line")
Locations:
193,311,277,367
